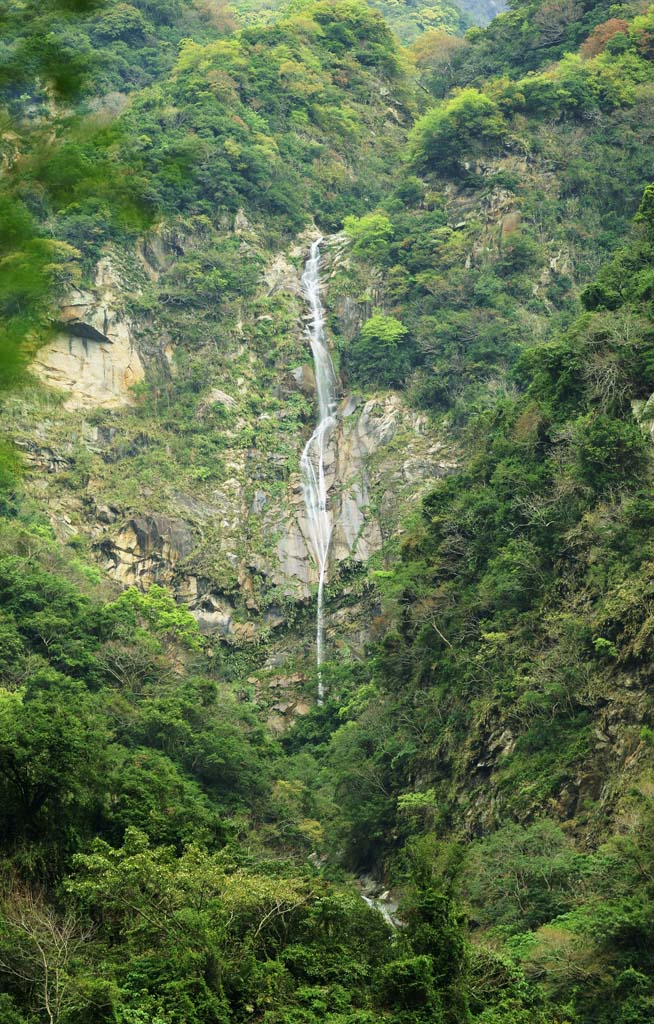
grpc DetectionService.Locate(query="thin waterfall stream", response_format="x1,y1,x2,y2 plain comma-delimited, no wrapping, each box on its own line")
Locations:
300,243,399,926
300,238,338,701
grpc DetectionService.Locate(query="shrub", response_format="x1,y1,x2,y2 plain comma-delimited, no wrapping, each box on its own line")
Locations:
343,212,393,263
379,955,437,1011
347,312,410,388
408,89,506,174
571,413,647,492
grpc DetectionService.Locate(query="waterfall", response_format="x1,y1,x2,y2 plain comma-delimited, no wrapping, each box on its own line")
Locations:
300,238,338,701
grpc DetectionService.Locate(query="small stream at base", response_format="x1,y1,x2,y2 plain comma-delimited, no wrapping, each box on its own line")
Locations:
358,876,400,929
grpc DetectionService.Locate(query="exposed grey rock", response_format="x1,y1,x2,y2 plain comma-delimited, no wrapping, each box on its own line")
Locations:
264,253,303,296
340,395,360,417
271,390,455,598
99,514,195,587
290,364,316,394
170,492,216,522
198,388,238,416
95,504,120,525
17,441,70,474
137,226,185,280
633,393,654,439
20,231,457,651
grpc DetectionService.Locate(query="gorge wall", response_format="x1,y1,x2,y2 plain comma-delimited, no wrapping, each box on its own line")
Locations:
11,219,455,682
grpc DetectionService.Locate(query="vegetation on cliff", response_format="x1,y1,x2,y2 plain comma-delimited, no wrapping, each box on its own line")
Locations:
1,0,654,1022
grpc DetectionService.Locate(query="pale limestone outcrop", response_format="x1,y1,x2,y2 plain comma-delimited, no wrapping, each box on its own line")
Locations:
33,256,144,409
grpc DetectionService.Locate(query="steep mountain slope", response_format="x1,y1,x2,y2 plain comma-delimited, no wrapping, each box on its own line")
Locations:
1,1,654,1023
310,193,654,1024
229,0,501,43
4,1,451,693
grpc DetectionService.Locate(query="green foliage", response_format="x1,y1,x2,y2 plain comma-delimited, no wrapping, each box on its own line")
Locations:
441,0,634,85
408,89,507,173
371,0,469,44
114,0,406,234
106,584,203,651
592,636,618,658
635,181,654,233
0,195,79,392
0,528,397,1023
0,674,108,863
310,177,654,1024
343,212,394,263
464,821,583,931
0,0,104,99
347,312,410,388
0,0,231,101
232,0,477,44
3,2,654,1024
380,955,438,1011
0,0,158,496
570,412,647,492
91,2,148,42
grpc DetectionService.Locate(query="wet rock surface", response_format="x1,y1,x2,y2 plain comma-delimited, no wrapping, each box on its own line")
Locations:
273,391,457,596
358,876,401,928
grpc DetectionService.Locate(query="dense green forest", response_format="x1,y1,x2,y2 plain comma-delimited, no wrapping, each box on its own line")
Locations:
2,0,654,1022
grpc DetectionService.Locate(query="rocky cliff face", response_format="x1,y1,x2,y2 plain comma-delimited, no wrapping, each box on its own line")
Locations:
15,220,455,671
33,256,145,409
271,390,455,596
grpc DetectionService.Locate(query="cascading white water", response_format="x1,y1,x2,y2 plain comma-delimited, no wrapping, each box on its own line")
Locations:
300,238,338,701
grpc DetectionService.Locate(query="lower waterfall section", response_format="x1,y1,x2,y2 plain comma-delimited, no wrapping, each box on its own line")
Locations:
299,238,338,700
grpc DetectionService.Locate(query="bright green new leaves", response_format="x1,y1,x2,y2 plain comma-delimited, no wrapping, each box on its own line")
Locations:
343,212,394,263
347,312,410,388
408,88,507,173
106,585,203,652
